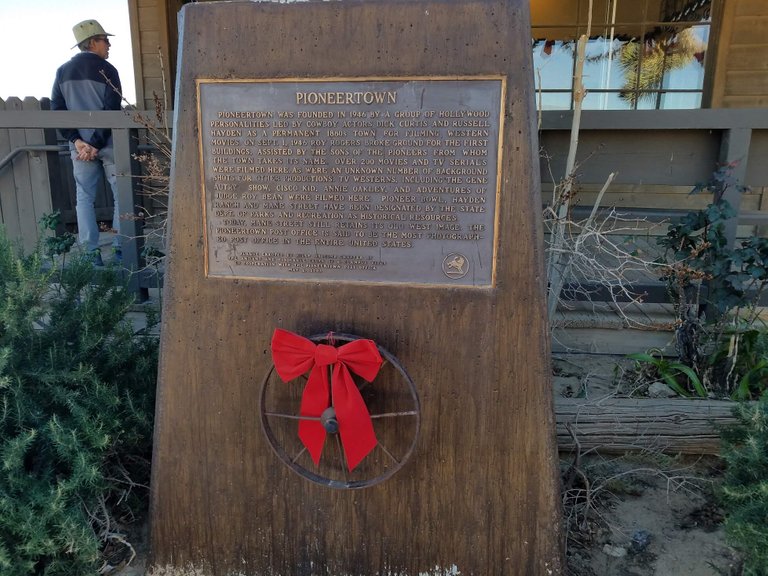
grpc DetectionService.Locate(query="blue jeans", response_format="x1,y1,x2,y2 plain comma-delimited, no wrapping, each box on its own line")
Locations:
70,144,121,252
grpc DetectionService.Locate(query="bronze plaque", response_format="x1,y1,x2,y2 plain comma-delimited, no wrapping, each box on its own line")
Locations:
198,78,505,287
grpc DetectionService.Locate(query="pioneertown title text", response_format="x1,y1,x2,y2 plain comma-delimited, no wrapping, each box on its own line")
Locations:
296,90,398,105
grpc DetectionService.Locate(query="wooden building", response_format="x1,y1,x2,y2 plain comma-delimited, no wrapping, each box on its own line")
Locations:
130,0,768,112
712,0,768,108
126,0,768,268
128,0,185,111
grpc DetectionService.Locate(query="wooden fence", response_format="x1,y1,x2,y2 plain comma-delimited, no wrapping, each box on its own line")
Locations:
0,98,123,249
0,98,57,253
541,109,768,237
0,97,163,296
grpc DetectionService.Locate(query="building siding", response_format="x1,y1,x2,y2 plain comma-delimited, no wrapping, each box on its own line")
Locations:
132,0,175,111
713,0,768,107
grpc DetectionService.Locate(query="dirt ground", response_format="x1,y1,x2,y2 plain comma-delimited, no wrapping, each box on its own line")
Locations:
561,453,741,576
554,351,742,576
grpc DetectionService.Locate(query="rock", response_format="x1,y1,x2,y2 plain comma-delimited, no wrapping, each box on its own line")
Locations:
648,381,678,398
630,529,652,553
602,544,628,558
553,375,584,397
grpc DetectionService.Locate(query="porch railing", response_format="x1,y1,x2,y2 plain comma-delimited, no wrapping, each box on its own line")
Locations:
539,108,768,304
0,97,164,298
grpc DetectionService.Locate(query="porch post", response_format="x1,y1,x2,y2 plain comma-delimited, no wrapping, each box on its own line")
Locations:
112,127,146,298
718,127,752,249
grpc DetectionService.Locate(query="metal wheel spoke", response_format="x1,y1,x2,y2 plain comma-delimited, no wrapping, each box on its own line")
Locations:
377,441,400,465
291,446,307,464
335,434,349,482
264,411,321,421
369,411,418,418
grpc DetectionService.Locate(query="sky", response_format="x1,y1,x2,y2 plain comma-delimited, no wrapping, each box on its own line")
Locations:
0,0,136,104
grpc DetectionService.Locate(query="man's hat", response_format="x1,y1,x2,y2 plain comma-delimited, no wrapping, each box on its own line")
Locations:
71,19,113,48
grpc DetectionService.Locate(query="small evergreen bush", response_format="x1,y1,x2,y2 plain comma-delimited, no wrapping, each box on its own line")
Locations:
721,397,768,575
0,221,157,575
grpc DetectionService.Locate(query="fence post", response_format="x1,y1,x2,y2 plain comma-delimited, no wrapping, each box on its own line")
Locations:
5,97,39,251
0,98,20,241
112,127,146,299
23,97,54,240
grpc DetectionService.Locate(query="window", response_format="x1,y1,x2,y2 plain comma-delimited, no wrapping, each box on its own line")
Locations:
532,0,712,110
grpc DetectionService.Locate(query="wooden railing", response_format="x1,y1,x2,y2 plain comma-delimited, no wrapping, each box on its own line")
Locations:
539,108,768,303
0,97,163,298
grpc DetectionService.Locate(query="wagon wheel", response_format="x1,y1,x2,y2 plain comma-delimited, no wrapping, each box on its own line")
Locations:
260,332,420,489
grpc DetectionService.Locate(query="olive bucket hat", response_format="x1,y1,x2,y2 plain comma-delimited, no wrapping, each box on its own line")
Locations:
71,19,113,48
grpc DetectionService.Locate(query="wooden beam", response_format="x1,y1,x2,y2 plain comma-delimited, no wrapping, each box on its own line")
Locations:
0,110,166,129
540,109,768,130
719,127,753,249
128,0,145,110
112,127,144,298
703,0,730,108
555,397,738,455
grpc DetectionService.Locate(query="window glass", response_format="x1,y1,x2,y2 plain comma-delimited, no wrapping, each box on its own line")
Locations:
582,28,641,92
531,0,712,110
538,91,573,111
659,91,703,109
660,25,709,91
636,96,658,110
534,43,575,89
581,91,633,110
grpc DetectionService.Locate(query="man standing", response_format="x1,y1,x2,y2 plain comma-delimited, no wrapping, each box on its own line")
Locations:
51,19,122,265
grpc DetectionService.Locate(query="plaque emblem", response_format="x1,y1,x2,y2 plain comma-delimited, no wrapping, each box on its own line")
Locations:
442,253,469,279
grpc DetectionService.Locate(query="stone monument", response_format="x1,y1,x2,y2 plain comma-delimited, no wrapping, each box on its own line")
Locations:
150,0,563,574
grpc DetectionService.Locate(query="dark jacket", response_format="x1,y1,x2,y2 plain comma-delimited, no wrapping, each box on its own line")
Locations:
51,51,122,150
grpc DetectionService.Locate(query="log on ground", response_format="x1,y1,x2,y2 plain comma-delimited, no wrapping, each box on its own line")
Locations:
555,397,740,455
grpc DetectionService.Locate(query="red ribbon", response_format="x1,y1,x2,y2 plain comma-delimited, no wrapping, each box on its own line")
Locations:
270,328,383,471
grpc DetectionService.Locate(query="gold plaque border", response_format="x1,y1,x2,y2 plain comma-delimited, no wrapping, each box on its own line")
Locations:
196,76,506,289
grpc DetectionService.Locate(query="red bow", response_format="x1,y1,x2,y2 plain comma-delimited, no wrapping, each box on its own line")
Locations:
270,329,383,471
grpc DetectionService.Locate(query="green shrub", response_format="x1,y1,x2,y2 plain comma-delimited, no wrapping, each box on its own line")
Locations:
721,397,768,575
0,223,157,575
654,195,768,399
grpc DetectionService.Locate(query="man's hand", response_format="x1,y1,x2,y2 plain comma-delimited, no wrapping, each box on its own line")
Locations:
74,139,98,161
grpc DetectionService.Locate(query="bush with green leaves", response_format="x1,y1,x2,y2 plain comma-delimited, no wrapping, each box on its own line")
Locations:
0,218,157,575
659,200,768,322
721,396,768,575
647,159,768,399
624,163,768,399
